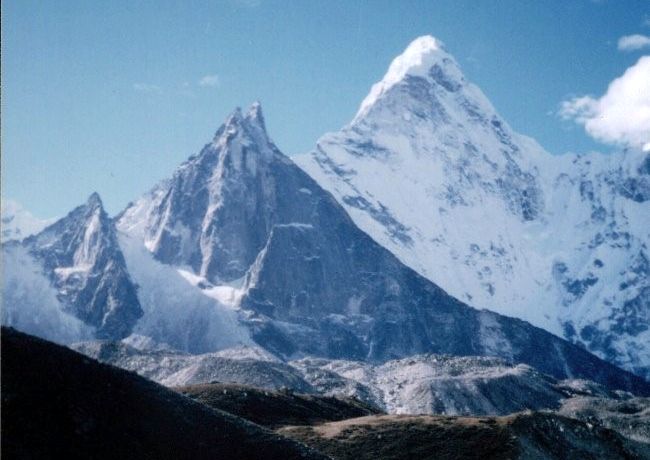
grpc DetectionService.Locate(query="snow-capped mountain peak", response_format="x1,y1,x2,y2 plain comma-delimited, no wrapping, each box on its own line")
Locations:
213,102,271,150
354,35,463,122
297,37,650,379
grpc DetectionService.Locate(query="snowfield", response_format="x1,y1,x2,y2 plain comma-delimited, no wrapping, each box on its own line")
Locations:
296,35,650,378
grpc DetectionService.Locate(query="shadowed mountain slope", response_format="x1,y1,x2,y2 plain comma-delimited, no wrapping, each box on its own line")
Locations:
0,327,326,460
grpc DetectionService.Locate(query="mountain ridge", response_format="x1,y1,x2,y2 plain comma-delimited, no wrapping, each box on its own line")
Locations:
296,35,650,378
2,38,649,396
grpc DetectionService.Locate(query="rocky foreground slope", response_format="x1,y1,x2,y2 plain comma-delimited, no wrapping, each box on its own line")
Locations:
279,412,650,460
4,328,649,460
177,381,650,459
0,327,325,460
177,382,382,428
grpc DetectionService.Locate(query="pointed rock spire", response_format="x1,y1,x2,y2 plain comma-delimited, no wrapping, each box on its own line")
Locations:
226,107,243,122
213,107,244,142
245,101,266,130
243,101,270,145
211,102,272,150
212,103,271,146
86,192,103,210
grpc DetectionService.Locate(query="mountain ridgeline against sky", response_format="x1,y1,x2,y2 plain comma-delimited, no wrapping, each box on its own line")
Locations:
3,102,649,395
115,98,643,393
2,193,141,343
297,36,650,379
1,36,649,396
118,104,277,283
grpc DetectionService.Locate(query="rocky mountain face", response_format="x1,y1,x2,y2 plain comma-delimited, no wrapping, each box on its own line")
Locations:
296,35,650,378
113,101,648,394
117,104,278,284
2,39,648,399
2,194,142,340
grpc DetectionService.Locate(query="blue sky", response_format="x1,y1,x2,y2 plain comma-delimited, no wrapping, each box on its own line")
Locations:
2,0,649,217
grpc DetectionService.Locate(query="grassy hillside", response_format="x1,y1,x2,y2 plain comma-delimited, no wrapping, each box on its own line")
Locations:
1,327,325,460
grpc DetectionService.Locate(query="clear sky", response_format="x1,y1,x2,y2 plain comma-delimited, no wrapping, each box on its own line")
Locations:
2,0,649,217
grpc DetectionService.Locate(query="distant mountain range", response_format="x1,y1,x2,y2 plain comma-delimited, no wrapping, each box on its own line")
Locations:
2,36,648,397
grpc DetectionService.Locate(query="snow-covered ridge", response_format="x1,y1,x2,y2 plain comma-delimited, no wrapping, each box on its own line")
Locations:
297,35,650,378
354,36,463,123
5,94,648,396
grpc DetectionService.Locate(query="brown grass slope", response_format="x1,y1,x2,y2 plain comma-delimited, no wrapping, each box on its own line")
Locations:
177,382,382,428
1,327,327,460
278,413,650,460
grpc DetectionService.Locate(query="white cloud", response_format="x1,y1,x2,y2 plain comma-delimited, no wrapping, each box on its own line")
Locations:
559,56,650,151
198,75,220,87
133,83,162,93
617,34,650,51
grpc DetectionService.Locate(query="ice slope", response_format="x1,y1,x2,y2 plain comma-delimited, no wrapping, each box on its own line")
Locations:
116,232,252,353
296,35,650,378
